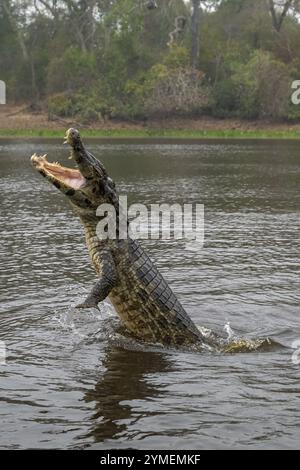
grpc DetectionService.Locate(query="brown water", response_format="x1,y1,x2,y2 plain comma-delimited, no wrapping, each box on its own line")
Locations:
0,139,299,449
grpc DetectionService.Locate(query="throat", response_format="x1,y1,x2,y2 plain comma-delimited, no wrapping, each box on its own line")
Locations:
82,221,102,268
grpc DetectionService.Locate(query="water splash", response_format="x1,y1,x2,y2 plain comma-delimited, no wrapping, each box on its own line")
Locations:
198,322,281,353
224,322,235,340
221,322,281,353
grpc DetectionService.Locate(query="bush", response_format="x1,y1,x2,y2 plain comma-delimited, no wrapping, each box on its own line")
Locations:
287,103,300,121
213,51,291,120
211,80,240,118
145,67,211,116
48,94,74,118
163,45,190,69
47,89,117,123
47,47,97,94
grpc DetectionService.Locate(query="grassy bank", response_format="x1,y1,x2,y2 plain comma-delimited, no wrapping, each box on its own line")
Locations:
1,128,300,139
1,106,300,139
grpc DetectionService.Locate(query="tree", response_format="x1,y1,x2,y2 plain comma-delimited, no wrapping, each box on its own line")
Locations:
268,0,300,32
190,0,221,68
2,0,28,61
191,0,200,68
0,0,298,121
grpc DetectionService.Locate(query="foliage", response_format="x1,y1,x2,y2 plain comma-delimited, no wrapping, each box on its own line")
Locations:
145,66,211,116
48,90,116,123
212,51,291,119
237,51,291,119
2,128,300,140
1,0,300,121
47,48,97,94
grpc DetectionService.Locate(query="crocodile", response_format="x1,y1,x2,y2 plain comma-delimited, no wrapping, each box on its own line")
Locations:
31,129,277,353
31,128,210,348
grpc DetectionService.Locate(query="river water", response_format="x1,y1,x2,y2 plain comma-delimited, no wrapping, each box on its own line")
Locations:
0,139,299,449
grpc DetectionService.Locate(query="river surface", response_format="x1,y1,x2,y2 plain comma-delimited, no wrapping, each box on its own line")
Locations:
0,138,299,449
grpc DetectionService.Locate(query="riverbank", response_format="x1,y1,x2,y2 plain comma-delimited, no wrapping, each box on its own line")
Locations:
2,128,300,139
1,105,300,139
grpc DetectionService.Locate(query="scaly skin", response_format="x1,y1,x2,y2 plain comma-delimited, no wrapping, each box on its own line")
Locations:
31,129,207,348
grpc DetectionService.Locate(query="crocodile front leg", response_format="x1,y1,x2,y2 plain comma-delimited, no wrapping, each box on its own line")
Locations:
76,250,118,309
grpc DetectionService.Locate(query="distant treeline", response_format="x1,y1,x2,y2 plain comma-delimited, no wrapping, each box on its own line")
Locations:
1,0,300,122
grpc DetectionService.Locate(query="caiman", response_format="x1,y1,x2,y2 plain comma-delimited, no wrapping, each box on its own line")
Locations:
31,128,209,348
31,129,275,352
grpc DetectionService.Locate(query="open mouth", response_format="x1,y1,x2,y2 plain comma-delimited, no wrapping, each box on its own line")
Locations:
31,154,86,190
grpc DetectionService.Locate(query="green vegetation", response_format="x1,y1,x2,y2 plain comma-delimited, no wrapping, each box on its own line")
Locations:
1,0,300,124
1,128,300,140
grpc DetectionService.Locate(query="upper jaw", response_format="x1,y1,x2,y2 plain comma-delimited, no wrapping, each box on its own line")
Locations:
64,128,80,147
31,153,86,191
63,128,95,179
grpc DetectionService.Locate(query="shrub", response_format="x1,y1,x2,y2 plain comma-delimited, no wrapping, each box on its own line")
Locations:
235,51,291,119
287,103,300,121
48,94,74,118
211,79,240,118
163,45,190,69
47,47,97,94
213,51,291,120
146,67,211,116
47,90,116,123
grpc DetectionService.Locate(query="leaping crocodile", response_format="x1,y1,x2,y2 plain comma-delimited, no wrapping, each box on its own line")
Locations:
31,128,210,348
31,129,275,352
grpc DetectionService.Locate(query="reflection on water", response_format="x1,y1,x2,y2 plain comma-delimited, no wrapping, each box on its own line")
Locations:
85,348,171,444
0,139,299,449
